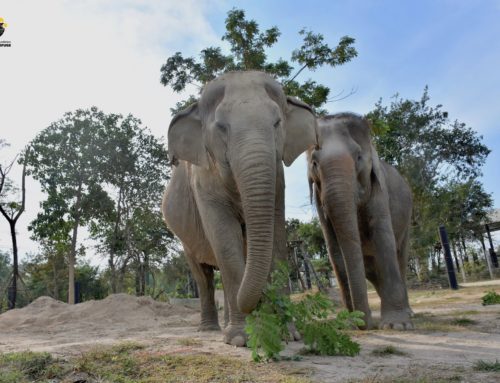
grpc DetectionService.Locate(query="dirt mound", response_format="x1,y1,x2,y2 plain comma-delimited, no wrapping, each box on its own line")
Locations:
0,294,199,333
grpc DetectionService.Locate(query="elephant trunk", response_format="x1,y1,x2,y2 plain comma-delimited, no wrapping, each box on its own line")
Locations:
322,154,371,325
232,137,276,314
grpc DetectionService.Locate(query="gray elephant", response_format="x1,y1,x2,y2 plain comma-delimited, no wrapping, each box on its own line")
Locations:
162,71,317,346
307,113,413,330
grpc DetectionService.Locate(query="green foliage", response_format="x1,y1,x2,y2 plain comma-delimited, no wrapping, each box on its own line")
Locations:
0,351,63,382
371,345,407,357
160,8,357,114
170,94,198,116
246,308,285,362
292,29,357,70
286,218,327,258
75,262,108,301
301,319,361,356
473,359,500,372
245,263,363,362
26,107,174,298
0,250,10,282
21,253,107,304
481,290,500,306
157,253,191,298
450,317,476,326
366,88,491,279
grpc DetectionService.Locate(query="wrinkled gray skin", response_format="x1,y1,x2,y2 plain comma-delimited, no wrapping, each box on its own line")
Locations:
308,113,413,330
162,71,317,346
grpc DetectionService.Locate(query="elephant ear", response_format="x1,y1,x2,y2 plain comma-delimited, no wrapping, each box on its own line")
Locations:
283,96,318,166
168,102,209,168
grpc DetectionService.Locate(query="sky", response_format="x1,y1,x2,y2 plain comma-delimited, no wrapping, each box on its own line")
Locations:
1,0,499,265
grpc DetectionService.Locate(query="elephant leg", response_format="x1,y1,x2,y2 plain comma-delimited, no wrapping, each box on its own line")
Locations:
398,228,410,283
364,255,384,327
196,200,247,346
397,228,414,317
316,199,354,311
370,216,413,330
184,255,220,331
223,290,229,328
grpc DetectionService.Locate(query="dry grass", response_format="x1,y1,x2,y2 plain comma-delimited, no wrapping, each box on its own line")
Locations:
0,342,313,383
370,345,408,357
176,337,203,347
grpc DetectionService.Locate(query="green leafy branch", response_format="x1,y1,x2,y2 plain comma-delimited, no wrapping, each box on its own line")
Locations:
160,8,357,115
245,263,364,362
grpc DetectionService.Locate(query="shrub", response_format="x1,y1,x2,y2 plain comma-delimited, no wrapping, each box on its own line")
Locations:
473,359,500,372
481,290,500,306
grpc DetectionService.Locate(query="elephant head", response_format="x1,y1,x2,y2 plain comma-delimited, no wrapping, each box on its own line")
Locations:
168,71,317,313
308,113,384,321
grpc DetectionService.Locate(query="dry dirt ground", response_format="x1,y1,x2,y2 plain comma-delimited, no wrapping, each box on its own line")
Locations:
1,280,500,382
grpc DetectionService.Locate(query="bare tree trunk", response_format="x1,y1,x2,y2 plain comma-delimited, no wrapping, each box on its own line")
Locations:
52,254,59,299
68,182,82,304
135,258,141,296
479,235,494,280
8,222,17,309
436,248,442,273
430,248,437,272
109,185,124,294
117,257,131,293
461,234,476,264
452,241,466,283
0,154,27,309
109,255,117,293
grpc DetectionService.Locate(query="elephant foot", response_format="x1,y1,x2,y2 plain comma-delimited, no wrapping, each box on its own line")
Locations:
223,324,247,347
357,312,374,330
380,310,414,330
198,322,221,332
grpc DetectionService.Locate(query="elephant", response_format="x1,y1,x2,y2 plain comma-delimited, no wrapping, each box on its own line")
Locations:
162,71,317,346
307,113,413,330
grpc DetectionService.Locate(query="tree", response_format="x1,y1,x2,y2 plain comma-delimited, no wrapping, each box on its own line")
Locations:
128,207,174,296
0,146,28,309
286,218,330,289
88,115,173,294
160,8,357,114
22,253,106,303
367,88,491,279
286,217,327,258
25,107,114,304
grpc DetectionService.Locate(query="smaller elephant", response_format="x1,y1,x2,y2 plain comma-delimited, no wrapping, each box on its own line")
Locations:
308,113,413,330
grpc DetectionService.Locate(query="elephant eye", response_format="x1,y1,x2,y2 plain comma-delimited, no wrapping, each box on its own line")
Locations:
273,118,281,128
215,122,228,133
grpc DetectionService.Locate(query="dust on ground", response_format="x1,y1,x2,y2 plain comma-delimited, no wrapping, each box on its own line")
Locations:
1,281,500,382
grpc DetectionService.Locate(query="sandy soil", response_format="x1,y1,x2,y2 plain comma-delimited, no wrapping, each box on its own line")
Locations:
1,282,500,382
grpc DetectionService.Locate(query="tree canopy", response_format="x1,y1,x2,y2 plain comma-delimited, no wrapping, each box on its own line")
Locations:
25,108,174,301
160,8,357,114
367,88,492,279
